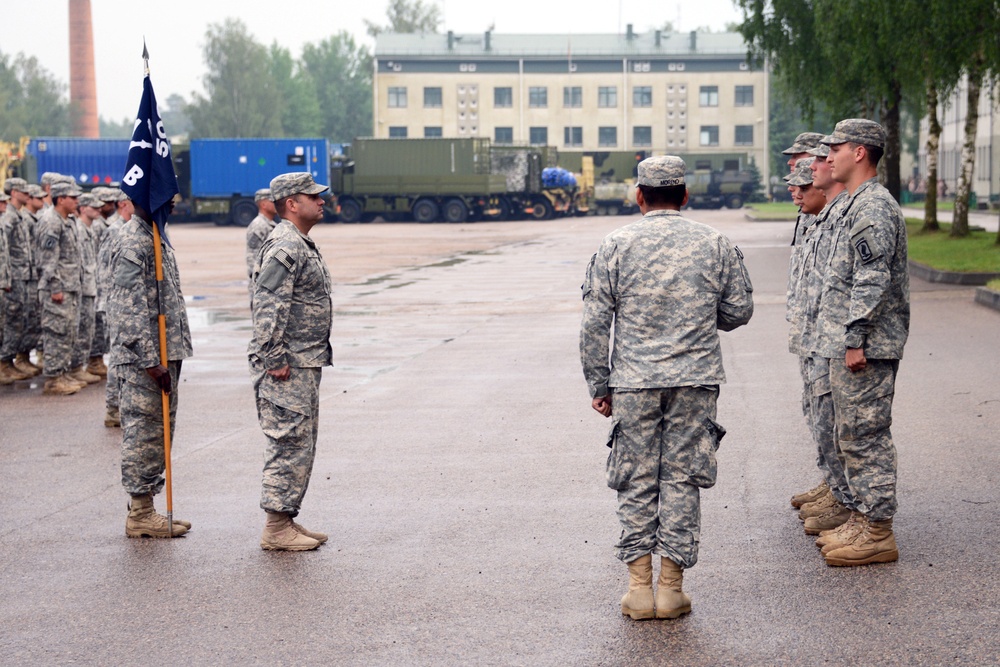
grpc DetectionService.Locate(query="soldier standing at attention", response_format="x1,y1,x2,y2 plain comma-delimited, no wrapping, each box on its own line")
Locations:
108,203,193,538
99,191,134,428
0,191,9,372
249,173,333,552
36,181,85,396
19,185,46,374
245,188,278,297
68,193,103,387
580,156,754,620
0,178,38,383
814,119,909,567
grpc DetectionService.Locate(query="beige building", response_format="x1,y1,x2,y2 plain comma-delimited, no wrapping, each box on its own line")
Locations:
373,29,769,183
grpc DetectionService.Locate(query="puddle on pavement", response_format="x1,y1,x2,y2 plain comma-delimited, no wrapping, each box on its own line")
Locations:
353,274,400,286
187,306,247,329
420,258,467,269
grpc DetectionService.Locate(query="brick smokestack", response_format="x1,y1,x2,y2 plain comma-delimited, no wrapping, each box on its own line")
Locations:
69,0,99,137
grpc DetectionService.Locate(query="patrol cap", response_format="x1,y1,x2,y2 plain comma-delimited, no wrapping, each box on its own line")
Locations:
254,188,273,203
636,155,686,187
39,172,63,186
4,177,28,194
50,181,83,198
820,119,886,149
0,192,9,202
784,158,815,186
78,193,102,208
92,186,118,202
806,143,830,158
269,173,328,202
781,132,824,155
27,185,45,198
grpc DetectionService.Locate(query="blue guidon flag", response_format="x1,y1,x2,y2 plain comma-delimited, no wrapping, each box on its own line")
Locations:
121,44,179,242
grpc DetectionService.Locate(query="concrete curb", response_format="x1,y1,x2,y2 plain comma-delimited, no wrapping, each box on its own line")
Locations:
974,287,1000,312
908,260,1000,286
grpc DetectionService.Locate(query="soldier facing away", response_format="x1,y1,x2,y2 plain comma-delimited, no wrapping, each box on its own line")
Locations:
580,156,754,620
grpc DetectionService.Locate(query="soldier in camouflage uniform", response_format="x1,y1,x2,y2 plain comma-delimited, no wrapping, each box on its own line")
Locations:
108,204,193,538
99,192,134,427
249,173,333,552
580,156,754,620
16,185,46,374
813,119,909,567
68,193,103,387
0,178,38,383
85,186,120,379
0,191,9,375
35,181,85,396
245,188,278,297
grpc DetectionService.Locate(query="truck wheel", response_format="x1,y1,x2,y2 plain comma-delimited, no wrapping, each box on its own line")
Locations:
528,198,554,220
230,199,257,227
607,205,620,216
596,205,608,216
338,198,362,223
443,198,468,223
412,199,439,223
726,194,744,209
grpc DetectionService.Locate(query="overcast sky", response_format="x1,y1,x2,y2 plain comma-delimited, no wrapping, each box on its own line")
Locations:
3,0,745,123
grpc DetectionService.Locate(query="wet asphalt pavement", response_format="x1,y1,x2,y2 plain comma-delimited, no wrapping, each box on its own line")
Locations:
1,211,998,666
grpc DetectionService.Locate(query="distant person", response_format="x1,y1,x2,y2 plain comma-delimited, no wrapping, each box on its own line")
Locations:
245,188,278,297
580,156,754,620
69,193,103,387
249,173,333,551
0,178,37,383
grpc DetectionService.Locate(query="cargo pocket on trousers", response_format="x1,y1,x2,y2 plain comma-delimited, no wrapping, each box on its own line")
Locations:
41,299,67,336
605,419,632,491
841,392,894,441
690,418,726,489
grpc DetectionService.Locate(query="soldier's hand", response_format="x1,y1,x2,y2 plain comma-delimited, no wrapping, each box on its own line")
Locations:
267,364,291,381
845,347,867,372
146,364,172,393
592,394,613,418
51,291,64,303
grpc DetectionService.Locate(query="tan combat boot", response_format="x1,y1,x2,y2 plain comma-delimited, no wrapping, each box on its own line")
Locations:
791,481,829,509
69,365,102,384
86,355,108,377
126,494,190,538
798,489,836,520
0,359,31,382
824,517,898,567
817,512,865,554
42,375,80,396
292,520,328,544
13,353,41,377
261,512,321,551
620,554,655,620
655,556,692,619
803,501,851,535
104,407,121,427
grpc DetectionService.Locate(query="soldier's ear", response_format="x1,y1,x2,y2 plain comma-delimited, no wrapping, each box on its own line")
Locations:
682,188,689,207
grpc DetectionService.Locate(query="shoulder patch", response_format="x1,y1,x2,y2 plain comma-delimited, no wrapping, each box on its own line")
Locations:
274,249,294,271
256,253,292,292
113,248,144,287
42,235,58,250
122,248,142,266
850,225,883,265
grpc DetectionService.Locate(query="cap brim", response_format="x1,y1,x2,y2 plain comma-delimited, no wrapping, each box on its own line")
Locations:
819,134,847,146
302,183,329,195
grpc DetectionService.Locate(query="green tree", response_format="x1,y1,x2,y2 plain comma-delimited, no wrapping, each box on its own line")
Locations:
365,0,442,37
269,44,323,137
300,34,373,141
187,19,282,138
99,116,132,138
0,52,72,141
160,93,192,138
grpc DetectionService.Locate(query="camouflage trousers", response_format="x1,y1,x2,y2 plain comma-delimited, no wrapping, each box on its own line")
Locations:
253,365,322,517
1,279,30,360
105,361,120,410
802,356,854,509
71,295,96,368
607,386,724,568
39,289,79,377
120,361,181,497
90,310,108,356
830,359,899,521
23,280,40,352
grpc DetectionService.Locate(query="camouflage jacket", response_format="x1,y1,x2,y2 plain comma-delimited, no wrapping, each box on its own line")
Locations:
816,178,909,359
21,210,41,281
0,207,32,282
788,191,849,356
580,209,754,397
96,213,126,312
245,214,277,280
248,220,333,370
36,208,82,293
107,216,193,367
75,219,98,297
785,212,816,326
0,219,9,290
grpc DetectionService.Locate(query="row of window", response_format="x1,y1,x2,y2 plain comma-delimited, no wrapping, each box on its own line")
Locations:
387,85,755,109
388,125,755,147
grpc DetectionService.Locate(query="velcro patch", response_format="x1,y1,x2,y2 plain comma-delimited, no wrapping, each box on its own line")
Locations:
257,254,291,292
274,249,294,271
851,225,883,265
42,235,58,250
122,248,142,266
114,248,145,286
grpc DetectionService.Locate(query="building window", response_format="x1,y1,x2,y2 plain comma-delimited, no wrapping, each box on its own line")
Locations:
424,87,442,108
494,87,513,108
598,86,617,108
389,126,408,138
563,86,582,108
598,127,617,147
529,87,548,108
529,127,548,145
633,86,652,107
388,87,407,108
735,85,754,107
633,126,652,147
735,125,754,146
424,126,442,138
564,126,583,147
699,125,719,146
495,127,514,144
699,86,719,107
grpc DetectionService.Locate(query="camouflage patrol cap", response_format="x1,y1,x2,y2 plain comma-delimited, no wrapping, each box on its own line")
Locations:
78,193,101,208
50,181,83,198
782,132,824,155
0,192,9,202
92,186,118,202
784,158,815,186
820,119,886,149
4,177,28,194
254,188,273,203
636,155,686,187
27,185,45,198
269,172,328,201
39,172,63,186
806,143,830,158
56,174,76,184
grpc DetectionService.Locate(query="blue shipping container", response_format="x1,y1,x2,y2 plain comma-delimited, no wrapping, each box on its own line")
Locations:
189,138,331,198
26,137,131,186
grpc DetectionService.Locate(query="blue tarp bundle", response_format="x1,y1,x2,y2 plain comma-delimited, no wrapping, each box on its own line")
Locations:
542,167,577,189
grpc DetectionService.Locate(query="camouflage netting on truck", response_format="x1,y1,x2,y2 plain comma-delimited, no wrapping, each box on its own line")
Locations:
491,151,530,192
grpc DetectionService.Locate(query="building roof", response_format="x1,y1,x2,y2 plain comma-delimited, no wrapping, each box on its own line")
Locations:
375,31,750,59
